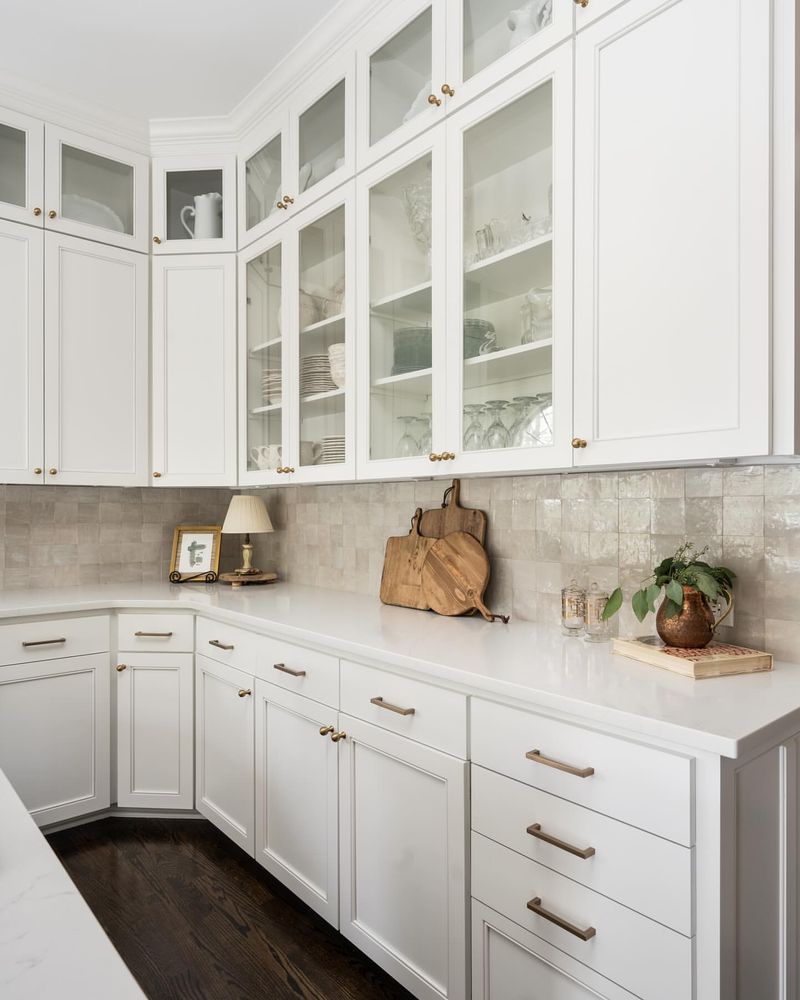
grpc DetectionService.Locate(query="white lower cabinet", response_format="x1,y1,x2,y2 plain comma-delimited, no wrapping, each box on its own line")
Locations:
338,713,468,1000
0,652,110,826
116,653,194,810
195,653,255,854
254,681,339,925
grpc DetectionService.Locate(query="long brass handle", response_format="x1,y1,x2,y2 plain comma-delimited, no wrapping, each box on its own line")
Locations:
526,749,595,778
22,637,66,647
527,823,595,860
370,696,415,717
319,725,335,736
116,663,127,672
526,897,596,941
209,639,234,651
134,631,173,638
238,688,252,698
273,662,307,678
330,731,347,742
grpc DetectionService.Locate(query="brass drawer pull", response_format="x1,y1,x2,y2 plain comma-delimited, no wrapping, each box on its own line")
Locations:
527,823,595,860
319,725,335,737
238,688,252,698
526,896,596,941
115,663,127,672
370,696,415,717
526,749,595,778
134,631,173,638
330,731,347,742
22,637,66,647
209,639,234,651
273,662,307,678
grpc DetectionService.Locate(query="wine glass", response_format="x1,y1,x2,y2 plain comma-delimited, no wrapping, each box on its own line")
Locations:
463,404,485,451
416,413,432,455
482,400,510,450
508,396,539,447
396,416,421,458
528,392,554,446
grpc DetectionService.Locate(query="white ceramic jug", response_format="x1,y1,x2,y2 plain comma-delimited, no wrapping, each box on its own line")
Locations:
180,192,223,239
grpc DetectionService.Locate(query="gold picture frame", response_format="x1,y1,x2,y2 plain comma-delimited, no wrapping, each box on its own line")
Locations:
169,525,222,582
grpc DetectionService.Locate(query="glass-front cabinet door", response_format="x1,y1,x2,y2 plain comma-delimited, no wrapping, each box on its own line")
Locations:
357,0,449,168
44,125,149,252
238,112,288,249
357,132,447,479
0,107,44,227
445,45,573,475
152,154,237,253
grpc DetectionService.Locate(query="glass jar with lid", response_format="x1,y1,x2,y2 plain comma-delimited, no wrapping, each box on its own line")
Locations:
585,582,612,642
561,579,586,637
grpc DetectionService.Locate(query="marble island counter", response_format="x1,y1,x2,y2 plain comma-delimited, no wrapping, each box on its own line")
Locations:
0,582,798,758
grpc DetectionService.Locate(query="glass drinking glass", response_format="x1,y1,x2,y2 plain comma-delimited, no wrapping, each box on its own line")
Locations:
482,400,510,449
416,413,432,455
528,392,554,447
508,396,539,447
463,404,485,451
396,416,421,458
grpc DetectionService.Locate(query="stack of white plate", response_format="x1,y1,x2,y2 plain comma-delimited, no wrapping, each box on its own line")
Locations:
300,354,337,397
261,368,282,404
319,435,345,464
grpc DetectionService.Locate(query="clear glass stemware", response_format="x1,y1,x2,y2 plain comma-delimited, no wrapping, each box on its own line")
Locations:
463,404,485,451
416,413,432,455
482,400,510,450
396,416,421,458
508,396,539,447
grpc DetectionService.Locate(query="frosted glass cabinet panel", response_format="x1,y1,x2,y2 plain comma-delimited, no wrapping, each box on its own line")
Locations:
0,108,44,228
152,154,236,253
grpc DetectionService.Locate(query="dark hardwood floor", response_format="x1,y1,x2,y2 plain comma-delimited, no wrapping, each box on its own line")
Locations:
48,817,414,1000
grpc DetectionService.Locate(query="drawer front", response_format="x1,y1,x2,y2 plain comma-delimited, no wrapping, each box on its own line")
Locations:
472,833,692,1000
117,613,194,652
195,617,261,672
340,659,467,758
257,636,339,708
471,699,693,845
471,765,693,935
0,615,110,667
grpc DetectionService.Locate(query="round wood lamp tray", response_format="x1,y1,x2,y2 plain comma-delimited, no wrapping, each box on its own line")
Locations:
219,572,278,588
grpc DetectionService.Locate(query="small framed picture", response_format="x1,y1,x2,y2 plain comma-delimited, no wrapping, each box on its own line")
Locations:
169,525,222,582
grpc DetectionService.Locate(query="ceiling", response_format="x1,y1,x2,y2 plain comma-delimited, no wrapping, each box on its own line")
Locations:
0,0,341,122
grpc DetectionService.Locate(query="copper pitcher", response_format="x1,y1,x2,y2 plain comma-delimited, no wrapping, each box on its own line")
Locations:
656,585,734,648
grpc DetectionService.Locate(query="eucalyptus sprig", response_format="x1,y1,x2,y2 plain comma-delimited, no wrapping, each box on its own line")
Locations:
602,542,735,622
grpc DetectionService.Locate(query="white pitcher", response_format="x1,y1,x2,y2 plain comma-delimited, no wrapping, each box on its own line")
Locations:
180,192,223,239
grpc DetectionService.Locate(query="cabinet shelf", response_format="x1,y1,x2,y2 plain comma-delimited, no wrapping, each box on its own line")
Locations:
250,337,282,356
370,281,432,320
464,339,552,390
372,367,433,395
301,312,345,335
301,387,345,417
464,235,552,310
250,401,282,416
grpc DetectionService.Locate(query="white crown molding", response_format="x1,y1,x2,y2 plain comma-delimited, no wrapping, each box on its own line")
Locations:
0,69,150,152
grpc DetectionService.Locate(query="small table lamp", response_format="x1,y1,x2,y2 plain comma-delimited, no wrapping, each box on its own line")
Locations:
222,495,274,576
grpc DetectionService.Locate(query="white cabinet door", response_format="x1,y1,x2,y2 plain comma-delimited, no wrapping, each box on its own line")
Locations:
44,232,148,486
0,219,44,484
152,154,237,254
573,0,770,465
116,653,194,810
338,714,468,1000
254,681,339,925
0,653,110,827
151,255,237,486
195,654,255,855
0,106,44,227
238,110,289,249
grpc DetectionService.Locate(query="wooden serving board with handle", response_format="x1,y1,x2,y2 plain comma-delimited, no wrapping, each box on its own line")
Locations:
379,508,436,611
419,479,487,545
421,531,509,623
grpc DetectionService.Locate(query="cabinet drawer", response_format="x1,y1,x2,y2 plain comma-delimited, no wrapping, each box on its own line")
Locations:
117,613,194,652
471,765,692,935
0,615,109,667
472,833,692,1000
257,636,339,708
195,617,261,672
472,699,693,845
340,659,467,758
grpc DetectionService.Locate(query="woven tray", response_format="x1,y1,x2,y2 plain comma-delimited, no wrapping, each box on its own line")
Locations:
612,637,773,679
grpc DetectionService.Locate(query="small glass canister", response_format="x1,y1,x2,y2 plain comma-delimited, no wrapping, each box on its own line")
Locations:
561,579,586,637
585,582,612,642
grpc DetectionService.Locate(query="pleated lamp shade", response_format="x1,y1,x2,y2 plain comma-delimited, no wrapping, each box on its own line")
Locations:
222,495,274,535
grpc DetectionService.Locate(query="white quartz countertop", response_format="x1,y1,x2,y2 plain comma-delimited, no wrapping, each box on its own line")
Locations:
0,582,799,758
0,767,145,1000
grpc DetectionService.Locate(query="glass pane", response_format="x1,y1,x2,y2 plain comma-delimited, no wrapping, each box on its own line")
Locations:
370,9,432,146
463,0,553,80
165,169,224,241
0,124,26,207
299,80,346,195
369,154,433,461
298,206,346,468
61,144,134,235
462,83,553,454
246,245,283,472
246,135,282,231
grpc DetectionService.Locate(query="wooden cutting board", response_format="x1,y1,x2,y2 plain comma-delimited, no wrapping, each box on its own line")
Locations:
379,508,436,611
419,480,487,545
421,531,509,623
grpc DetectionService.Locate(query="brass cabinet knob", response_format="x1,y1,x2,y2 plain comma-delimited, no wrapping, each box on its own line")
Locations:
330,731,347,743
427,94,442,107
152,471,162,478
429,452,441,462
287,466,295,473
47,210,56,219
277,200,287,210
153,236,162,245
319,725,335,737
48,468,57,475
573,0,589,6
115,663,127,672
442,451,456,461
33,207,42,217
441,84,455,97
282,195,294,205
238,688,252,698
571,438,588,449
33,467,42,475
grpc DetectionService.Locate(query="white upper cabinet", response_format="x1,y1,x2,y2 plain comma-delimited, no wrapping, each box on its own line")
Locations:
0,219,44,484
238,111,289,248
44,232,148,486
152,154,237,253
574,0,628,27
0,107,44,227
44,125,149,253
573,0,770,466
151,254,237,486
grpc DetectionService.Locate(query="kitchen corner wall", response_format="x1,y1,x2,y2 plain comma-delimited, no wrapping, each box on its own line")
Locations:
0,485,238,589
249,463,800,660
